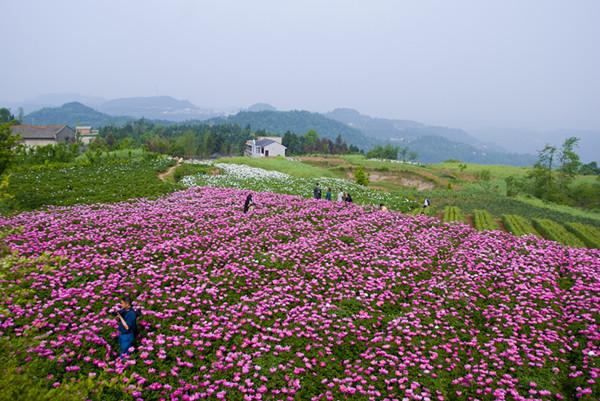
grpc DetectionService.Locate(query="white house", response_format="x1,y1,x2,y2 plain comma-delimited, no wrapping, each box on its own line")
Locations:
75,126,99,144
10,125,76,147
245,136,286,157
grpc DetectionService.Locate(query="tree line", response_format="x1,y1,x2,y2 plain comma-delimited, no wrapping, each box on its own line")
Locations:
282,130,360,155
94,122,360,158
506,137,600,209
366,144,417,162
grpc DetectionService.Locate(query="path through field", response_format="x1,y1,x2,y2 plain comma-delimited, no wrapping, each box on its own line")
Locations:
158,159,181,181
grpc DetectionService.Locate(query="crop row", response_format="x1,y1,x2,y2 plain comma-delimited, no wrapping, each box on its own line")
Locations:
472,209,499,231
565,222,600,249
442,206,466,223
501,214,539,236
532,218,587,248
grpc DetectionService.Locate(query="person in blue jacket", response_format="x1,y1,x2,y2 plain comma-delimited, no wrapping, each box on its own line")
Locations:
115,295,138,358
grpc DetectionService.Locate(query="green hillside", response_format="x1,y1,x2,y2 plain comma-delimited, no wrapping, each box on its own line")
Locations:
23,102,133,127
208,110,379,149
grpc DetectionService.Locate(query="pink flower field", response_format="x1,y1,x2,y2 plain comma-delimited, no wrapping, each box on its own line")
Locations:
1,187,599,400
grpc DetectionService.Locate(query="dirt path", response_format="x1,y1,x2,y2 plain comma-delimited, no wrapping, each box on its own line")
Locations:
158,159,182,182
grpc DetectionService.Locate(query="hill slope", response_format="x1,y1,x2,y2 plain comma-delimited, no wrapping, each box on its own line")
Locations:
326,108,535,165
208,110,379,149
326,108,485,146
98,96,220,121
2,187,598,400
23,102,132,127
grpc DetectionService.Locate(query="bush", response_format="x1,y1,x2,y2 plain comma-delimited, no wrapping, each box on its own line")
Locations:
172,163,212,183
354,166,369,186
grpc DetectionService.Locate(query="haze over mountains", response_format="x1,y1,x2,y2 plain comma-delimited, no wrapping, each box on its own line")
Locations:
13,94,598,164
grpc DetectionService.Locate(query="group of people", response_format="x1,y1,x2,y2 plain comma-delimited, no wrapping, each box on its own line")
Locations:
313,183,353,203
242,185,430,215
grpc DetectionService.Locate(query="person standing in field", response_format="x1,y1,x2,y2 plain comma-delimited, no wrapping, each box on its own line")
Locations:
313,183,322,200
325,187,332,201
345,192,353,204
116,295,138,358
243,193,255,213
337,189,344,202
421,197,431,214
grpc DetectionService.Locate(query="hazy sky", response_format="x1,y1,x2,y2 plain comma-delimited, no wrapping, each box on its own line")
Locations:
2,0,599,130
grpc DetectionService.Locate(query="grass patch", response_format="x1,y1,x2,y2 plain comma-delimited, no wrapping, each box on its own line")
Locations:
218,156,342,178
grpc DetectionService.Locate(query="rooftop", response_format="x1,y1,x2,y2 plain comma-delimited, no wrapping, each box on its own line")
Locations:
10,124,70,140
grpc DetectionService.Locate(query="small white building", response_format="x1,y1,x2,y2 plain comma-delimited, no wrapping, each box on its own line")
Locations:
75,126,99,144
10,125,76,147
245,136,286,157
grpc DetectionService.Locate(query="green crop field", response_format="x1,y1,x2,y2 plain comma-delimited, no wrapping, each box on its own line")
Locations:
564,222,600,249
501,214,539,236
532,218,586,248
442,206,466,223
472,209,499,231
2,151,176,214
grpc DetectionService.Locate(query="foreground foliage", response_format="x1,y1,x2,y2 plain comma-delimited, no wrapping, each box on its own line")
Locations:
0,188,598,400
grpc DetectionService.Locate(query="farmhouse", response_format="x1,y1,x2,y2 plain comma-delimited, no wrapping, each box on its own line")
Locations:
245,136,286,157
11,124,76,147
75,126,99,144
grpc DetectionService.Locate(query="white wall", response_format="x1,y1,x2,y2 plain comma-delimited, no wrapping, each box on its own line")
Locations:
263,142,286,157
22,139,57,147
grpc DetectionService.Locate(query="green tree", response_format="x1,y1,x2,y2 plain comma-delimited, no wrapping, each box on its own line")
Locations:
529,144,557,199
505,175,526,197
354,166,369,186
579,161,600,175
304,129,318,152
366,144,398,160
0,123,18,176
557,137,580,190
0,108,15,123
175,130,200,158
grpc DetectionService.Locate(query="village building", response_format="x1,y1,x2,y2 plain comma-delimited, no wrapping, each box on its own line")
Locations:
244,136,286,157
75,126,100,144
10,124,76,147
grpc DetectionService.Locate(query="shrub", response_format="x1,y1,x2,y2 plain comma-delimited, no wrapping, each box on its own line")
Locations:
354,166,369,186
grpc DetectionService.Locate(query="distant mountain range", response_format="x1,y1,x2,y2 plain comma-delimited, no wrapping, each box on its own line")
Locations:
325,108,503,151
207,110,380,149
14,96,544,165
23,102,133,127
97,96,220,121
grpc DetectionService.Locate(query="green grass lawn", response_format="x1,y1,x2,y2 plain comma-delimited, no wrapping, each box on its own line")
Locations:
217,156,343,178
